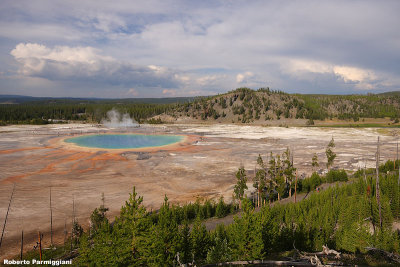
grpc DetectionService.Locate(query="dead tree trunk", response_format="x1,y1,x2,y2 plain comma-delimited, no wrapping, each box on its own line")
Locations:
20,230,23,260
290,149,294,199
294,171,298,203
376,136,382,229
0,183,15,249
395,142,398,170
63,219,67,252
397,142,400,185
38,231,42,261
50,186,53,246
364,160,367,183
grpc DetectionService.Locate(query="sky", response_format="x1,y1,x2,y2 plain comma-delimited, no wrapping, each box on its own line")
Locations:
0,0,399,98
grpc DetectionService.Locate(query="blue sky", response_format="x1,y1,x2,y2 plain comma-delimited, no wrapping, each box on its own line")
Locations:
0,0,399,98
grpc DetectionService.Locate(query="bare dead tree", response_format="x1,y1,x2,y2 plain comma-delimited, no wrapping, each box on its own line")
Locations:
34,231,43,261
20,230,23,260
376,136,382,229
50,186,53,246
71,195,75,252
396,142,398,169
294,170,298,203
0,183,15,249
63,219,67,252
364,161,367,183
38,231,42,261
397,142,400,185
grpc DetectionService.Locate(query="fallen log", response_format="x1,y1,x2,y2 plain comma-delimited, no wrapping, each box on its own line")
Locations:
322,245,341,259
203,259,323,266
365,247,400,264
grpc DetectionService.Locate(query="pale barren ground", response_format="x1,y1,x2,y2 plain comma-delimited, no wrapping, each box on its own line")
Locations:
0,123,399,259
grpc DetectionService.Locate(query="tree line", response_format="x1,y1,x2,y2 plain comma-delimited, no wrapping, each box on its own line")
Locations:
1,88,400,125
0,102,173,125
74,163,400,266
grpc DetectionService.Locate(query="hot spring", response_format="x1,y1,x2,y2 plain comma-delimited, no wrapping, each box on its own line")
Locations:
65,134,184,149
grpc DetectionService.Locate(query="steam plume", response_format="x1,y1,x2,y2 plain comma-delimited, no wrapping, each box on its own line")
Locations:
101,108,139,128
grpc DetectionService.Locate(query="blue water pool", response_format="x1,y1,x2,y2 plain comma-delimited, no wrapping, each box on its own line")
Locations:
65,134,184,149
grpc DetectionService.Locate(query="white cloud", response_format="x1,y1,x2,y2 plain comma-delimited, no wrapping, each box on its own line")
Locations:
236,72,254,83
283,59,332,75
333,66,377,83
2,1,400,96
279,58,400,92
127,88,139,96
196,75,220,86
10,43,181,89
282,58,380,85
11,43,113,76
174,74,190,83
162,89,177,96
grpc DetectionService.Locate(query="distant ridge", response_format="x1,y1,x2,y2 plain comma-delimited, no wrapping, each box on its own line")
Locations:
377,91,400,96
0,95,197,104
160,88,400,124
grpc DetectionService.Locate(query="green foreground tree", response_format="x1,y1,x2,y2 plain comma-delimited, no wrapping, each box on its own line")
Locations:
326,137,336,169
234,167,248,209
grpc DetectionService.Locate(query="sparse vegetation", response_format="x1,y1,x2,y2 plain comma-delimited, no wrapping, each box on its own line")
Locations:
169,88,400,125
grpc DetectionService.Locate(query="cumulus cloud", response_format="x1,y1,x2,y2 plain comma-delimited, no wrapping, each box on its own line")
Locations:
126,88,139,97
236,72,254,83
162,89,177,96
283,59,332,75
2,1,400,96
280,58,388,91
10,43,181,89
333,66,377,83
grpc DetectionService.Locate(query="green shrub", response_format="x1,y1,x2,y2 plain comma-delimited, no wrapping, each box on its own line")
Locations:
379,160,398,173
300,172,322,192
326,169,348,183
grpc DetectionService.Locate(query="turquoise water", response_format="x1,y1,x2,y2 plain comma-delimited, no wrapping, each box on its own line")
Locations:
65,134,183,149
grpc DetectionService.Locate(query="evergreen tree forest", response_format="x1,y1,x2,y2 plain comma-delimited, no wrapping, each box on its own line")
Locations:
1,88,400,125
0,102,173,125
75,159,400,266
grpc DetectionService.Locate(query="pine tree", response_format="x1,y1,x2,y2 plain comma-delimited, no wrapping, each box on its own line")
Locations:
178,221,192,264
228,198,265,260
149,195,181,265
275,155,285,200
312,153,319,171
283,148,296,197
326,137,336,169
90,205,109,234
268,152,277,201
253,154,267,207
207,224,231,264
216,196,227,218
234,167,248,209
114,186,151,265
191,218,210,265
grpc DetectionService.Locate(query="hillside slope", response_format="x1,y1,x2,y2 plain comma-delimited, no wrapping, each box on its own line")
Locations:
159,88,400,125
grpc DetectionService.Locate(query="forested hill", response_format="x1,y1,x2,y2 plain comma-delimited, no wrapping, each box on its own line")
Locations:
1,89,400,125
164,88,400,125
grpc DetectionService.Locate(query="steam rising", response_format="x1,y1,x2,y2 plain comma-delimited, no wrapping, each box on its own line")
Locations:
101,108,139,128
